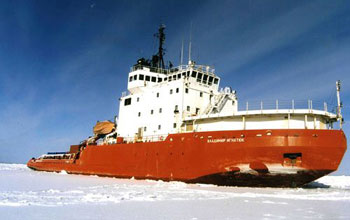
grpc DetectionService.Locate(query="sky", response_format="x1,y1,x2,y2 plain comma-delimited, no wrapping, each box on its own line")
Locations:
0,0,349,174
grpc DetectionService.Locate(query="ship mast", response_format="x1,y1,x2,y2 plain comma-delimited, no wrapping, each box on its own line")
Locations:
336,80,343,129
188,22,192,64
155,24,166,69
180,38,184,66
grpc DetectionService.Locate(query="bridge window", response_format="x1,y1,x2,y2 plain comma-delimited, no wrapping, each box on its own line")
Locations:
203,75,208,84
139,74,144,80
133,75,137,80
214,78,219,85
208,76,213,85
187,71,190,77
191,71,197,78
182,72,186,77
151,76,156,82
145,75,150,81
124,98,131,106
158,77,162,82
177,73,181,79
173,75,176,80
129,76,133,82
168,76,172,81
197,73,203,83
176,88,179,93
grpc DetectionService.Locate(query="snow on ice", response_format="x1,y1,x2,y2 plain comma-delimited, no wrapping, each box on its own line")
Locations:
0,163,349,219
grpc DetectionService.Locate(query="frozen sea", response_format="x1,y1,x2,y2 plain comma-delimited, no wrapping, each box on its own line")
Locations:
0,163,349,220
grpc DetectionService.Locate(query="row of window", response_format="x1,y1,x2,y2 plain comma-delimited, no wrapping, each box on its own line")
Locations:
129,70,219,86
169,88,203,96
138,108,162,117
125,89,205,106
137,106,200,117
129,74,159,83
143,123,177,132
169,88,179,94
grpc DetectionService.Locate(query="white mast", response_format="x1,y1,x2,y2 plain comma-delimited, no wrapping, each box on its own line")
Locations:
188,22,192,64
336,80,343,129
180,38,184,66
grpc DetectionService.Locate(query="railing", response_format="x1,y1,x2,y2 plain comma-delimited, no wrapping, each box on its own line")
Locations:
238,100,336,113
130,64,216,75
177,64,216,75
121,91,130,97
47,152,69,155
131,65,169,74
122,134,169,143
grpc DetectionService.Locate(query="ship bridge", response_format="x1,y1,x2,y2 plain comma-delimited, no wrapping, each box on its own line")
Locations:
127,62,220,94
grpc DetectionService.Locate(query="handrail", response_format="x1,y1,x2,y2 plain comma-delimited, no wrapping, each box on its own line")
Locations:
238,100,335,113
122,133,169,143
130,64,216,75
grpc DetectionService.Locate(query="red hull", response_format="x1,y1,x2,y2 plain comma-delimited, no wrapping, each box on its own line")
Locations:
27,129,347,187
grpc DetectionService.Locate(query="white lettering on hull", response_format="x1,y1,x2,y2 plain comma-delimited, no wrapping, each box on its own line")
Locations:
207,138,245,143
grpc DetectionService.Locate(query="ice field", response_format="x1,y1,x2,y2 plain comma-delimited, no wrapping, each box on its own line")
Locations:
0,163,349,219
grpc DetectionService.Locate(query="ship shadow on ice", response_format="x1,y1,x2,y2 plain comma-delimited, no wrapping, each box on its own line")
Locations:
302,181,330,189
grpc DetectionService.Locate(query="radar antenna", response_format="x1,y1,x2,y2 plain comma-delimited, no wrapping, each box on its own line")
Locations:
155,24,166,69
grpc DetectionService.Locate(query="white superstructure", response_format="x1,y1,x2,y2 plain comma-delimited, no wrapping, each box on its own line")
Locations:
117,61,338,142
117,62,235,139
113,25,342,143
